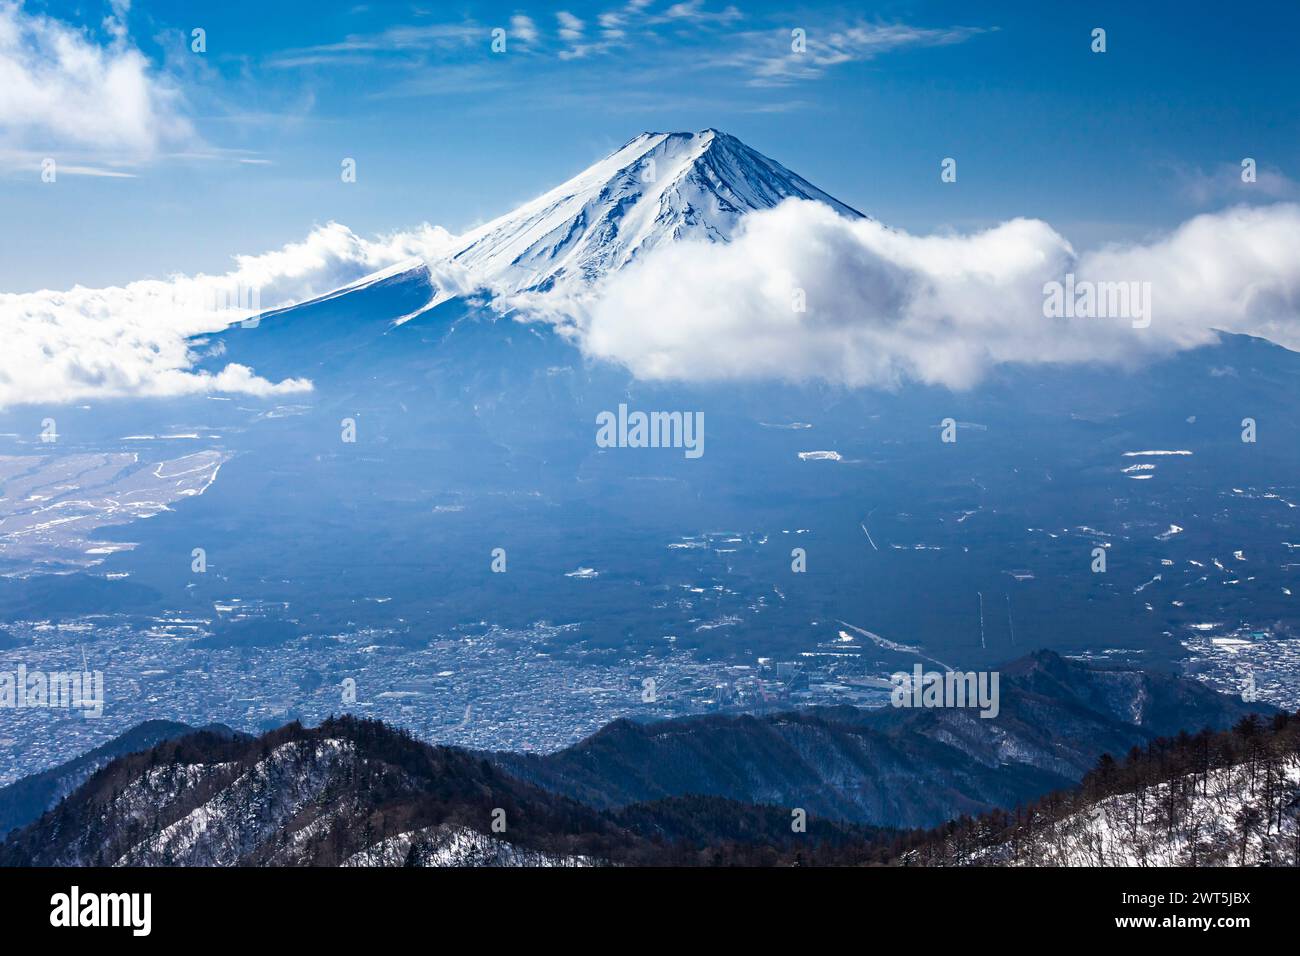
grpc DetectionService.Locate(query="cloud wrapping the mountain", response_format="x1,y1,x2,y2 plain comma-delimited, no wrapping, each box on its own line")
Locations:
1080,203,1300,352
8,195,1300,407
0,222,459,408
529,200,1300,390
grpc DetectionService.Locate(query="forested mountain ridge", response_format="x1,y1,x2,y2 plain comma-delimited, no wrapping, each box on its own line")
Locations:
492,650,1270,827
0,720,241,838
0,716,883,867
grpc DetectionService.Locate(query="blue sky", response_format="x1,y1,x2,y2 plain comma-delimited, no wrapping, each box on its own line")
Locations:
2,0,1297,291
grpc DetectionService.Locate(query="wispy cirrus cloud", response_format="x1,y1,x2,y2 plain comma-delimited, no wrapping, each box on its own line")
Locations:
264,21,485,68
734,21,991,87
0,147,141,177
41,162,136,178
510,14,539,44
1174,160,1300,206
657,1,742,26
556,10,585,40
555,11,590,59
258,3,981,90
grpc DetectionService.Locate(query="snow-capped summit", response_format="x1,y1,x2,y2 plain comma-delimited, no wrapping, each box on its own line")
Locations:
450,129,864,294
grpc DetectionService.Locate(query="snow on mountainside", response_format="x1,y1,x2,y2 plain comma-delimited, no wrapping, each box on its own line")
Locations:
303,129,862,322
901,711,1300,867
0,719,625,867
341,824,594,867
5,701,1293,868
0,717,877,867
447,129,865,295
976,760,1300,866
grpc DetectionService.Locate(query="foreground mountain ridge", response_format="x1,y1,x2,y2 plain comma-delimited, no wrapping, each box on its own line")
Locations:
0,720,240,837
0,651,1271,866
0,717,878,867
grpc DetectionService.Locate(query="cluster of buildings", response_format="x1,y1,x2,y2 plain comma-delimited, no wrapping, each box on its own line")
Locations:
0,612,897,785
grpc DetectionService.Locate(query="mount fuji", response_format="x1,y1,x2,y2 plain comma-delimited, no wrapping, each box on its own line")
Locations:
320,128,864,316
446,129,864,295
3,131,1300,764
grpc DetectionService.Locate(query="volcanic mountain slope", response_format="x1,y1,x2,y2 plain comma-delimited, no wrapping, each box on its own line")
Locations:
448,129,865,294
6,129,1300,682
0,717,880,867
898,711,1300,867
493,651,1271,829
268,128,863,318
281,127,864,319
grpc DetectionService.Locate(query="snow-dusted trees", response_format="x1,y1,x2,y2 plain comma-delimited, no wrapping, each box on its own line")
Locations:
894,709,1300,867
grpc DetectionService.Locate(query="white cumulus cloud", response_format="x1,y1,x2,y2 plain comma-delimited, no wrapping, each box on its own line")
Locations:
0,0,193,160
9,197,1300,409
510,200,1300,390
0,222,461,408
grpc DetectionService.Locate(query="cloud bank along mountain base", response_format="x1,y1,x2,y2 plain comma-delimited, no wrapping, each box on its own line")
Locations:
5,197,1300,407
533,200,1300,390
0,222,460,408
